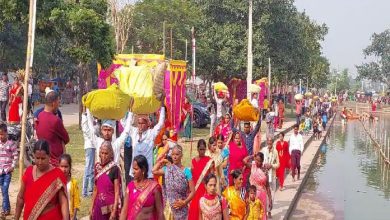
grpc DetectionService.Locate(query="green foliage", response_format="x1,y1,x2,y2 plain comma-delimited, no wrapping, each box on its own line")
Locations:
50,3,115,67
0,0,17,29
194,0,330,85
327,68,350,95
1,0,329,90
0,0,115,80
0,22,26,71
357,29,390,87
128,0,201,58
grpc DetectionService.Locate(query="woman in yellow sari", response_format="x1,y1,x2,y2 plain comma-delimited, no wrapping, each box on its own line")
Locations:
222,169,248,220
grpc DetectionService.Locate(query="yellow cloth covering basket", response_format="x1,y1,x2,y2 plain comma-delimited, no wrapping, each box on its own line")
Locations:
233,99,259,121
82,84,131,120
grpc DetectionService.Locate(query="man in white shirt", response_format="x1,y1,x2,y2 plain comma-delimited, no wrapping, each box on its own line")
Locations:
261,138,280,186
83,109,132,164
81,110,97,197
261,137,280,214
251,93,259,109
130,106,165,179
213,88,227,123
289,124,304,181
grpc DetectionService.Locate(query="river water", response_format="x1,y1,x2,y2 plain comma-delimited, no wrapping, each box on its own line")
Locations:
292,118,390,220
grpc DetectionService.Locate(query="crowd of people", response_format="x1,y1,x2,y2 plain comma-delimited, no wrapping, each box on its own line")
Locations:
0,83,339,220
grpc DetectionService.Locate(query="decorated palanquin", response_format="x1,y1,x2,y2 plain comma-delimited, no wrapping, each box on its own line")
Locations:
164,60,187,134
255,77,269,109
98,54,165,89
97,55,187,141
229,78,247,106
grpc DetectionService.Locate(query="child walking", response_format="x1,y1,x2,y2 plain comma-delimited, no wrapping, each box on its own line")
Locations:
247,185,265,220
0,123,17,217
59,154,81,220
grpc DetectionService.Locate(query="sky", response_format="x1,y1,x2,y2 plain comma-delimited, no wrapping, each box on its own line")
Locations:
294,0,390,76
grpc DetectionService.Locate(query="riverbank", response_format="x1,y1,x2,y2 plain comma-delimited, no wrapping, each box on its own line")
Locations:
272,114,336,219
292,118,390,219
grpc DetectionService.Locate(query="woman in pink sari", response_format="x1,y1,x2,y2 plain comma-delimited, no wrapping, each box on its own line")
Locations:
228,131,249,187
91,141,122,220
247,152,272,219
189,139,213,220
214,113,232,141
120,155,164,220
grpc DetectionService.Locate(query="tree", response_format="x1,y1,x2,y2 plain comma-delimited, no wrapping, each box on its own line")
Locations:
128,0,202,58
109,0,134,53
357,29,390,88
50,0,115,125
196,0,329,86
327,68,350,95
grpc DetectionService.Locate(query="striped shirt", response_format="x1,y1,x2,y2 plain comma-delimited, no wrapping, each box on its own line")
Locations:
0,140,18,175
0,81,9,102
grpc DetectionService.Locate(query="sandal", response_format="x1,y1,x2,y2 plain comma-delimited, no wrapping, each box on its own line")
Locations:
1,211,10,216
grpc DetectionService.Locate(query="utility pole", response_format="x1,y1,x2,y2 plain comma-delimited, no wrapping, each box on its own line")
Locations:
268,58,271,100
299,79,302,94
192,27,196,85
20,0,37,183
246,0,253,99
306,78,309,92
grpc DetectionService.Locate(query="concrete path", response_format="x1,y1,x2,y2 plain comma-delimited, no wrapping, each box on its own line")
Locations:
271,116,336,219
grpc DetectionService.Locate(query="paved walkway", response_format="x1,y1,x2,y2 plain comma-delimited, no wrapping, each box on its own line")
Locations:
34,103,80,127
271,116,336,219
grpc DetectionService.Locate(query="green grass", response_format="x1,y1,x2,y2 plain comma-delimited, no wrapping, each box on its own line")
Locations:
65,125,92,218
66,125,85,164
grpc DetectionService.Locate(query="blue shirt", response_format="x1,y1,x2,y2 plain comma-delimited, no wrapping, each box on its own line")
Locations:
53,85,59,93
124,136,132,148
163,166,192,180
221,147,229,159
231,118,261,155
34,107,63,121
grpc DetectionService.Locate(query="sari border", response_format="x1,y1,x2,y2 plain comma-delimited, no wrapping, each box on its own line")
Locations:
28,178,64,220
194,159,214,192
129,180,158,219
95,161,116,180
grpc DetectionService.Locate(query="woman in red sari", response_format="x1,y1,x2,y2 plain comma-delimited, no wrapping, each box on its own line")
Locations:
214,113,232,141
15,140,69,220
275,132,290,191
189,139,213,220
120,155,164,220
8,76,22,123
228,131,249,187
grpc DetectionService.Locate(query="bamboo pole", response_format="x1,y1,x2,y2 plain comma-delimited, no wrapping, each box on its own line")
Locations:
170,28,173,59
163,21,166,56
19,0,37,183
191,27,196,85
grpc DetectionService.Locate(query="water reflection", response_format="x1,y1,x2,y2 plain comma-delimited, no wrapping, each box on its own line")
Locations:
292,119,390,219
